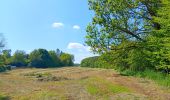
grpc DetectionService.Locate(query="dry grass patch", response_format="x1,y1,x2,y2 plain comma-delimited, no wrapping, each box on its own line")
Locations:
22,71,70,82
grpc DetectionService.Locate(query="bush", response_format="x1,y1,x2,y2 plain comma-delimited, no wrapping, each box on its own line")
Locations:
81,56,112,69
120,69,170,87
0,65,12,72
0,93,10,100
0,66,7,72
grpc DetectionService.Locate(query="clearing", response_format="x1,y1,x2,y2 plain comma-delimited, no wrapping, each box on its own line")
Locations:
0,67,170,100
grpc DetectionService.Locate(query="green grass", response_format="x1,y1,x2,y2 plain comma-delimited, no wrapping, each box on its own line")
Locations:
87,85,98,95
0,93,10,100
80,77,130,97
120,69,170,88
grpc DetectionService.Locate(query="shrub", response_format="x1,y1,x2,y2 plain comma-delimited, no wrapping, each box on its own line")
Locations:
0,66,6,72
81,56,112,69
0,65,12,73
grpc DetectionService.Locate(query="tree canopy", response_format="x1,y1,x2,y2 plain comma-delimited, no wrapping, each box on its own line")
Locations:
85,0,170,72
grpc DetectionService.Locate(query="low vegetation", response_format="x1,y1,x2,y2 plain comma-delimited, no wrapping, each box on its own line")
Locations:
23,71,70,82
81,77,130,96
120,69,170,88
0,93,10,100
81,56,170,88
0,67,169,100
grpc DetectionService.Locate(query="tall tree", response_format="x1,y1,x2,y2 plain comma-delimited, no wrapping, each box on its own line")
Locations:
29,49,52,68
86,0,170,71
86,0,160,53
60,53,74,66
10,50,28,67
147,0,170,72
48,50,61,67
2,49,11,65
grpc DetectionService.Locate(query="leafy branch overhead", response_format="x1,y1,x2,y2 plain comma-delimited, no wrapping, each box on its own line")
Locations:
85,0,170,72
86,0,161,53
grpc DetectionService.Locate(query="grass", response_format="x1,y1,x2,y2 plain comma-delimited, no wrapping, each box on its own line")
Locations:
16,91,66,100
80,77,130,97
0,67,169,100
0,93,10,100
23,71,70,82
120,69,170,88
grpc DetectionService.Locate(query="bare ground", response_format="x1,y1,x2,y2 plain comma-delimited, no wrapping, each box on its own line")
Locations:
0,67,169,100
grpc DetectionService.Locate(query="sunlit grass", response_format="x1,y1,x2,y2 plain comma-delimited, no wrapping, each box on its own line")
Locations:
0,93,10,100
80,77,130,97
0,67,167,100
15,91,66,100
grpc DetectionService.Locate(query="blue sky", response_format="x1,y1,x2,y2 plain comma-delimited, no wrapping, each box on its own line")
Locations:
0,0,95,63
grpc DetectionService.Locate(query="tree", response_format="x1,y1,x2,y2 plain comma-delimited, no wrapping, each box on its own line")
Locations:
2,49,11,65
60,53,74,66
48,50,61,67
146,0,170,72
0,34,6,66
86,0,161,53
29,49,52,68
86,0,170,72
0,33,5,51
10,50,28,67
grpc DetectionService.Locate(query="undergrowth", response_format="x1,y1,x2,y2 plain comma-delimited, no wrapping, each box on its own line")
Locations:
119,69,170,88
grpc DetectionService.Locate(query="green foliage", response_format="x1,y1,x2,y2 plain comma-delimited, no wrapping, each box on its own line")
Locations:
29,49,53,68
10,50,28,67
86,0,158,53
81,56,112,69
85,0,170,73
0,48,74,68
0,66,7,72
28,49,74,68
60,53,74,66
146,0,170,72
81,77,130,97
0,93,10,100
0,65,11,73
48,50,61,67
120,69,170,87
1,50,11,65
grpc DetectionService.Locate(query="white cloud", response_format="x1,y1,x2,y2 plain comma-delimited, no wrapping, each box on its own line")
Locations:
26,50,32,54
73,25,80,30
67,42,90,52
52,22,64,28
66,42,97,63
68,43,84,49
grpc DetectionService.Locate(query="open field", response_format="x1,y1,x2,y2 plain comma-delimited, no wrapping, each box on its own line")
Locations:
0,67,170,100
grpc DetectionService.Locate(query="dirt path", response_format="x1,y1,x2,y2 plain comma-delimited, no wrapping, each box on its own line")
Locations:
0,67,170,100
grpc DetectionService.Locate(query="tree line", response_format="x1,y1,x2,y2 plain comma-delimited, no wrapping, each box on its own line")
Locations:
0,48,74,70
81,0,170,74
